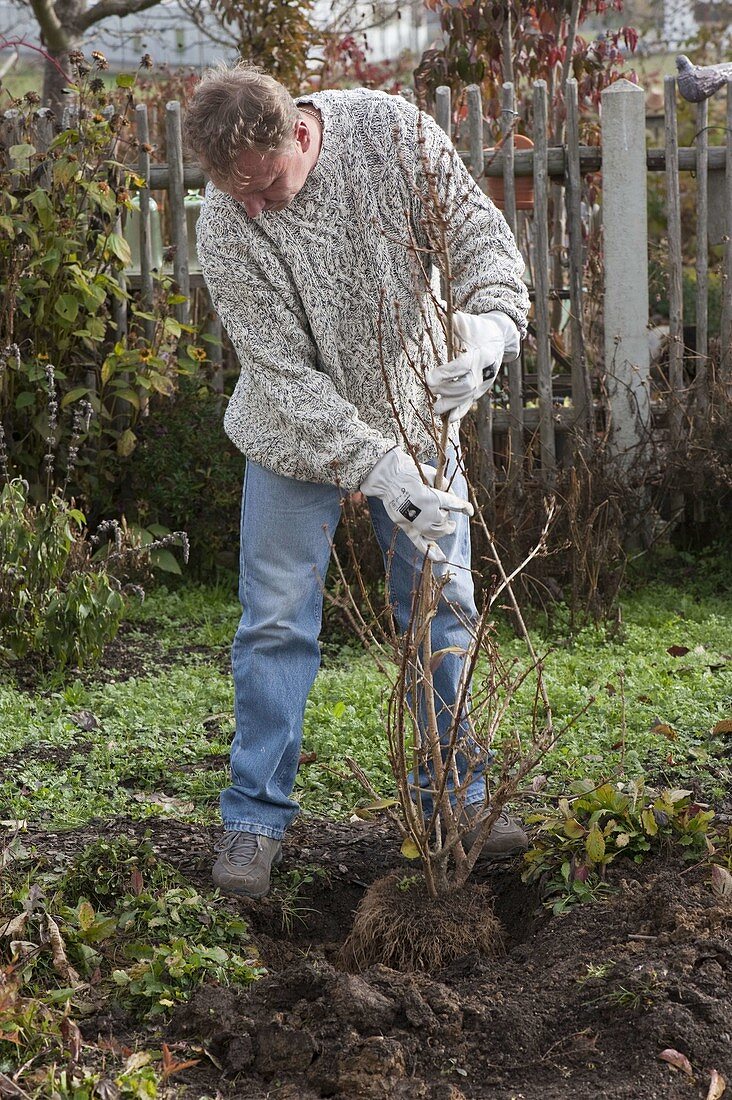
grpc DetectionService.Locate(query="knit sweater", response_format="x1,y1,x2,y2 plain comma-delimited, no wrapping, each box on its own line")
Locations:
196,88,529,490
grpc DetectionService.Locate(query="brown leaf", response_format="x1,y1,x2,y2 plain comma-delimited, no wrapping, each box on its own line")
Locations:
161,1042,200,1082
667,645,690,658
710,864,732,899
61,1016,82,1069
129,868,144,896
605,681,617,695
706,1069,726,1100
45,914,81,988
712,720,732,736
94,1079,121,1100
69,710,99,731
659,1048,693,1077
650,719,677,741
429,645,466,673
298,751,317,766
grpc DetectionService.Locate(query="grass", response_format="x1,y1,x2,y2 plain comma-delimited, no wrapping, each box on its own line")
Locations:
1,569,730,834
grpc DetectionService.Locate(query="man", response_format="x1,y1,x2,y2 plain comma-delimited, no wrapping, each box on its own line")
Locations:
183,62,530,898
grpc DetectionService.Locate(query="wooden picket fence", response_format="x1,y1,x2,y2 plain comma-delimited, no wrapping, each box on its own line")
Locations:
2,77,731,491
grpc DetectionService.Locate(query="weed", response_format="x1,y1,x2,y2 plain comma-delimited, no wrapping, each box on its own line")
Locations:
270,866,326,935
523,779,722,912
1,838,263,1020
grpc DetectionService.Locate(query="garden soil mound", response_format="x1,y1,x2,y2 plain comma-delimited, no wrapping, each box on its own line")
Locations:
37,814,732,1099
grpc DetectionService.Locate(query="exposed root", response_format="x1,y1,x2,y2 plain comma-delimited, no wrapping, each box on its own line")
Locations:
340,871,504,973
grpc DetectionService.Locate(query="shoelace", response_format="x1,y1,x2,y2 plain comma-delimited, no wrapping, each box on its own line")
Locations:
215,831,259,864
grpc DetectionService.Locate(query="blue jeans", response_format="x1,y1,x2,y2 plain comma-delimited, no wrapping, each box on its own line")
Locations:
222,449,489,839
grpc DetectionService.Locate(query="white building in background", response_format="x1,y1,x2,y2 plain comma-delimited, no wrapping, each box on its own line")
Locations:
661,0,732,50
0,0,438,72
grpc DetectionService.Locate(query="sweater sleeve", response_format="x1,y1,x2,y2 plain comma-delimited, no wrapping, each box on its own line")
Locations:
405,105,530,335
197,206,397,490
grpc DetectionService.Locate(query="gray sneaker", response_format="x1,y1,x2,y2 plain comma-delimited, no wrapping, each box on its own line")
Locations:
212,831,283,898
462,804,529,859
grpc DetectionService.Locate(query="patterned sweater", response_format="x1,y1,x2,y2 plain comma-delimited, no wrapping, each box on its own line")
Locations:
196,88,529,490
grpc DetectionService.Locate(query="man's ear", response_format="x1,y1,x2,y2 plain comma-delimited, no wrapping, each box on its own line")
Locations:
295,118,311,152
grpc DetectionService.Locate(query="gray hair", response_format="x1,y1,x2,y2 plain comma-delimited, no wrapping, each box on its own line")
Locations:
183,60,299,184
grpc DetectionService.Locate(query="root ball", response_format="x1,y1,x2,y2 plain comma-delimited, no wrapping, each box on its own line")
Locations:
341,871,504,973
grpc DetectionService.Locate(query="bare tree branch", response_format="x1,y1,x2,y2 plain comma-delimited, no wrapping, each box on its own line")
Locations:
78,0,161,32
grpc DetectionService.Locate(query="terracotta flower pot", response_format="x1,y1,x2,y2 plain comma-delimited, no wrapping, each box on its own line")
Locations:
487,133,535,212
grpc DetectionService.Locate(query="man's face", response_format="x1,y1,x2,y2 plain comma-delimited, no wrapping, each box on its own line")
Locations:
217,128,311,219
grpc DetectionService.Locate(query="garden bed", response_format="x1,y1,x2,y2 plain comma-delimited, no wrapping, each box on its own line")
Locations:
16,814,732,1099
1,578,730,1098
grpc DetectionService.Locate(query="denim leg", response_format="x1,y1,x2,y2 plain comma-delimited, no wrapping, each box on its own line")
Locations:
365,445,489,813
222,462,342,839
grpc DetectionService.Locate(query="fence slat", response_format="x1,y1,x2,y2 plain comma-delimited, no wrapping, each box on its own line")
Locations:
500,82,522,485
532,81,556,479
721,79,732,389
135,104,155,342
500,83,517,241
435,86,451,140
695,99,709,413
466,83,496,498
466,84,483,180
564,78,590,434
664,76,685,447
165,100,190,324
33,107,55,189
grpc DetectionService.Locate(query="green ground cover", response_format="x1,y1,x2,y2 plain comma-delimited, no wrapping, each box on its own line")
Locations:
1,573,730,832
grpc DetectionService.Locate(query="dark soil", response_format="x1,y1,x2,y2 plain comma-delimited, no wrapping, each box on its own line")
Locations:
27,815,732,1099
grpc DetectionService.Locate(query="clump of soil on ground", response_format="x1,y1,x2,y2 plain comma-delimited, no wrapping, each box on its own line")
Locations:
27,814,732,1099
341,871,504,973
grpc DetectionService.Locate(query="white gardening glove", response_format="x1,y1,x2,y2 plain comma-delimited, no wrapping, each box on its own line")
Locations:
360,447,473,564
425,310,521,423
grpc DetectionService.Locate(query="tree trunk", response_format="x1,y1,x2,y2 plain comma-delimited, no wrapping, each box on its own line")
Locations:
31,0,85,118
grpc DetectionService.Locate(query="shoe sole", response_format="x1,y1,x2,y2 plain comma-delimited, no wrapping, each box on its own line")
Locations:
213,846,283,899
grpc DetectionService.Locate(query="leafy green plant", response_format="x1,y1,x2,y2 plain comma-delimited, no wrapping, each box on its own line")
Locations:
523,779,717,913
0,58,206,506
0,477,125,668
2,838,262,1021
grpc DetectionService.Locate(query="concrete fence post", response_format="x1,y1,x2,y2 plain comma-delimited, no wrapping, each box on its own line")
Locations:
600,79,651,466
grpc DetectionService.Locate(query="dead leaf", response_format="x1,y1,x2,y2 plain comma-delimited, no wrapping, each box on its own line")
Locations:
94,1079,121,1100
0,820,27,831
710,864,732,899
1,913,29,939
124,1051,152,1073
429,646,466,673
605,681,617,696
129,868,144,896
161,1041,200,1082
650,719,677,741
44,914,81,987
706,1069,726,1099
298,751,317,766
712,720,732,736
659,1048,693,1077
60,1016,82,1069
667,645,690,658
69,710,99,731
531,774,547,793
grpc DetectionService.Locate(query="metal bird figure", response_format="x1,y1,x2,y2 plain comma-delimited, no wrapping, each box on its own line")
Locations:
676,54,732,103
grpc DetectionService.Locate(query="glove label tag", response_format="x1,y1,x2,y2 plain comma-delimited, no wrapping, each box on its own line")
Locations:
397,498,421,522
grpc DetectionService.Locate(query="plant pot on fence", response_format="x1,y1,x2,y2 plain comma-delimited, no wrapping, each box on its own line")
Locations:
487,134,534,212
